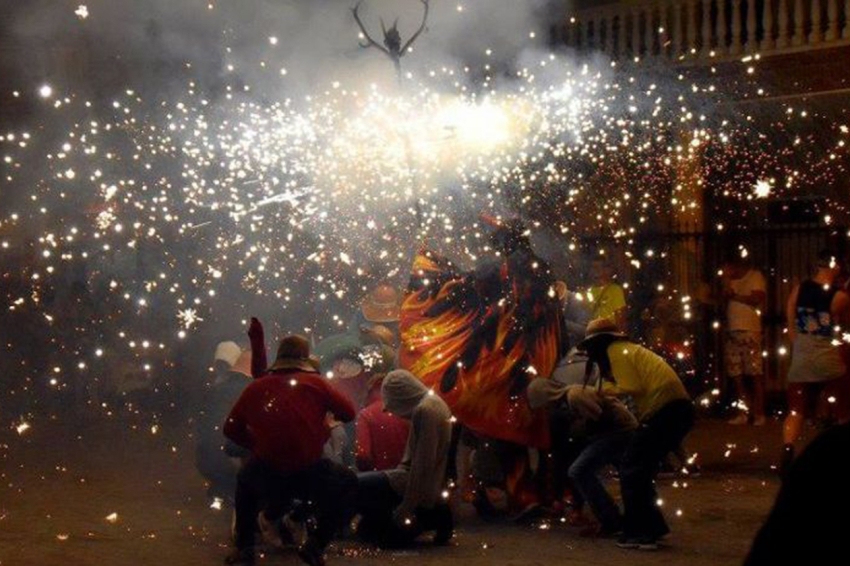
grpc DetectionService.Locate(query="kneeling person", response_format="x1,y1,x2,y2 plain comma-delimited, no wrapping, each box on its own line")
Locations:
356,370,454,547
223,335,357,566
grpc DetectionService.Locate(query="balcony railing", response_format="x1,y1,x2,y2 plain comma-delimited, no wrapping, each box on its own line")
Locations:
557,0,850,61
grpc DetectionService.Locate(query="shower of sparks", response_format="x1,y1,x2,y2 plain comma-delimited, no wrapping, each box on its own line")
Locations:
0,3,848,434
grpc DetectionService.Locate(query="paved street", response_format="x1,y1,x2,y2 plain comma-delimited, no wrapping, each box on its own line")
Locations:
0,415,801,566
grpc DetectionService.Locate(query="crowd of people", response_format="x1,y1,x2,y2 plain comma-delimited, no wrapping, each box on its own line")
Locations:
192,222,850,566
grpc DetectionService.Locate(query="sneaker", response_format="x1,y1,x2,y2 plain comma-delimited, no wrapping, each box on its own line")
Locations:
753,415,767,426
728,414,748,425
616,536,659,550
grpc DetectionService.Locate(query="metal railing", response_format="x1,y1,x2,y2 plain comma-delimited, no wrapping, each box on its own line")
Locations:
556,0,850,62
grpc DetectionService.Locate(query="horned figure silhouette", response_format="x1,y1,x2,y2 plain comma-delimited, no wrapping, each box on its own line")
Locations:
352,0,429,78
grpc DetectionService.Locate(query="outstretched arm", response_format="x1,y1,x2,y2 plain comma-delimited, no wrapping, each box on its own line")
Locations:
248,317,267,379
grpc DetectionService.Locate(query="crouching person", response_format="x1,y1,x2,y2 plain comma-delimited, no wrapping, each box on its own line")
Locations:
223,335,358,566
356,370,454,547
579,318,694,550
527,376,637,537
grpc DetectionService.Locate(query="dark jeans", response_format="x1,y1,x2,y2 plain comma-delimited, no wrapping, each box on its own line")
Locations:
550,407,589,506
619,399,695,539
196,438,248,501
234,458,357,552
356,471,452,547
568,430,632,531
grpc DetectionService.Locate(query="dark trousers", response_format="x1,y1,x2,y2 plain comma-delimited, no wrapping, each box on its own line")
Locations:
196,440,244,500
619,399,695,539
356,471,452,547
550,408,589,506
234,458,357,551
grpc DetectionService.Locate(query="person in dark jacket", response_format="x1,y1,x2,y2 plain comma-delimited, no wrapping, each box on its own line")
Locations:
195,341,250,502
224,331,357,566
527,375,637,537
744,423,850,565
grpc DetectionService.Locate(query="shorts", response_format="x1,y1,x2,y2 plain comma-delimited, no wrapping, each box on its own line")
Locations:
724,330,763,378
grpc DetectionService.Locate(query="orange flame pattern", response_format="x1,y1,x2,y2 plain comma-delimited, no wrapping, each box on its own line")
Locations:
399,250,566,448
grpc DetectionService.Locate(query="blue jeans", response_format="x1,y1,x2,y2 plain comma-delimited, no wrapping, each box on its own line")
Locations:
568,430,633,531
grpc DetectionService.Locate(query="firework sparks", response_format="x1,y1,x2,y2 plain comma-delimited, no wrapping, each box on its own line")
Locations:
753,179,772,198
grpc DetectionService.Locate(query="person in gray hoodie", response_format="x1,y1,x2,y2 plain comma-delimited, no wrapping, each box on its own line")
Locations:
355,369,454,547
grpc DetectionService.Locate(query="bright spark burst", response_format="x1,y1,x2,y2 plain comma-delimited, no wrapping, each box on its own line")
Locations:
754,179,772,198
177,309,204,329
74,5,89,19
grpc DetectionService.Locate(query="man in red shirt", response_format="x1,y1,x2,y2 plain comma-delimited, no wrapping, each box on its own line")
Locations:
224,334,357,566
356,375,410,471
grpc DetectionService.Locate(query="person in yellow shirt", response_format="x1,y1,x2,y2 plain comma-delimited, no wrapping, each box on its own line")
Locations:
579,318,693,551
587,258,627,331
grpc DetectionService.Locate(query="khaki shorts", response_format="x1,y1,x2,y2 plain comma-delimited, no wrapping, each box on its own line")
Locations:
724,330,763,378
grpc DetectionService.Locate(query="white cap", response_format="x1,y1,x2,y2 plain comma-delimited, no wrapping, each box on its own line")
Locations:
214,341,241,367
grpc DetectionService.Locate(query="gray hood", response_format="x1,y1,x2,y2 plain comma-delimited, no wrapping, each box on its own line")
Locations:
382,369,430,418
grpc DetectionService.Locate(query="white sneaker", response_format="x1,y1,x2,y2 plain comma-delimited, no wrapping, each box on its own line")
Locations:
728,414,748,425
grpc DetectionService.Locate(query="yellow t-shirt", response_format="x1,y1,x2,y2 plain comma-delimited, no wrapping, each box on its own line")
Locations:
605,342,689,420
588,283,626,320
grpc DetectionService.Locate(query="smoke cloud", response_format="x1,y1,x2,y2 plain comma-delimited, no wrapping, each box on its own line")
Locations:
1,0,572,99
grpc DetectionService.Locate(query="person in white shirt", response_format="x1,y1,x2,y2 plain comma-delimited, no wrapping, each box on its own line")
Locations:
722,254,767,425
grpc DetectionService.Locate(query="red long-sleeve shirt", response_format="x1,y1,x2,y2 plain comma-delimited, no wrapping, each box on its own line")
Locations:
224,370,356,473
355,399,410,471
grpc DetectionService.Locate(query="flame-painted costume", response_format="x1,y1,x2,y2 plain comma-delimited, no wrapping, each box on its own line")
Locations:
399,221,568,449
